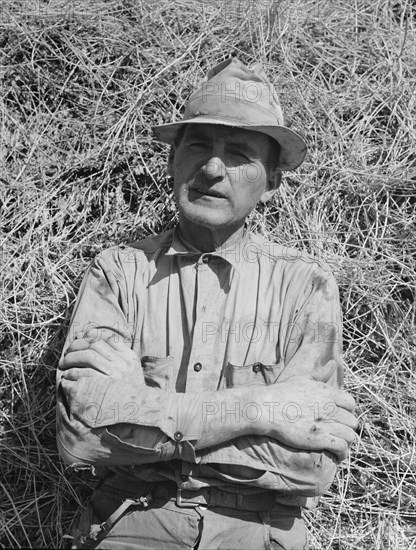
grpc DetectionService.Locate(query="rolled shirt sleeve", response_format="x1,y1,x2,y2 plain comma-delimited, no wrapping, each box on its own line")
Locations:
57,374,208,466
56,250,208,466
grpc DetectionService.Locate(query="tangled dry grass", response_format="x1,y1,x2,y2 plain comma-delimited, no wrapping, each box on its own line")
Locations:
1,0,415,548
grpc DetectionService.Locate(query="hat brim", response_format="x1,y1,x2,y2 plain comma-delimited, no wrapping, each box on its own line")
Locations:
152,116,307,171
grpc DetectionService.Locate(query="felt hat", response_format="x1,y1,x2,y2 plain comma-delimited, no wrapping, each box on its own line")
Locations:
152,57,307,171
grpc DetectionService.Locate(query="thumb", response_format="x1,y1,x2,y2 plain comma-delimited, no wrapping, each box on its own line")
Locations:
310,360,337,383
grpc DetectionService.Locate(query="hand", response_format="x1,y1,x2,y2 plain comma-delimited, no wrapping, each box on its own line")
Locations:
258,375,357,461
59,329,143,383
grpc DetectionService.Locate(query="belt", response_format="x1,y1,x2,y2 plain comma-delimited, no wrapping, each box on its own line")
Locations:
152,482,281,512
102,476,300,513
81,479,300,545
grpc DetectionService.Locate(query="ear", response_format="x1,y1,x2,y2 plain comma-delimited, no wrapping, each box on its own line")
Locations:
260,167,282,203
167,145,176,177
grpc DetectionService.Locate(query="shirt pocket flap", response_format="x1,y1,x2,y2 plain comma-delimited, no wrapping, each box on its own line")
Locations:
225,361,283,387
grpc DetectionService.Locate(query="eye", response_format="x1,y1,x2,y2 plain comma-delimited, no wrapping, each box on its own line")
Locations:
230,149,250,161
189,142,207,150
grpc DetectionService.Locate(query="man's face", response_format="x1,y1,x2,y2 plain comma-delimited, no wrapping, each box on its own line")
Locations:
169,124,279,235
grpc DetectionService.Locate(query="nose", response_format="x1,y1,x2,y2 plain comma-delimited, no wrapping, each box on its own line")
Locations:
201,156,226,180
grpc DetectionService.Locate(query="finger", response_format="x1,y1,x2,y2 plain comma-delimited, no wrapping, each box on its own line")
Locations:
320,407,358,430
330,388,356,413
297,377,356,414
100,331,134,352
59,349,112,375
306,420,354,461
305,377,356,413
310,360,336,382
64,338,95,356
64,339,90,355
65,338,117,363
323,435,349,462
60,377,75,393
61,367,106,381
90,338,139,369
85,328,133,352
336,409,358,430
71,331,135,358
91,332,141,367
328,423,357,446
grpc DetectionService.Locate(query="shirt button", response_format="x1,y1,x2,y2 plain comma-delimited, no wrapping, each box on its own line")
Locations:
174,431,183,442
202,255,210,263
252,362,262,373
193,362,202,372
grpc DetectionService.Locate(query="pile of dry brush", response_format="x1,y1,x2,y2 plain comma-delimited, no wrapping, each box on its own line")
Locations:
1,0,415,548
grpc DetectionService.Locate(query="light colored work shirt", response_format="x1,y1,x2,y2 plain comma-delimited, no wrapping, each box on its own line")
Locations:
56,226,342,509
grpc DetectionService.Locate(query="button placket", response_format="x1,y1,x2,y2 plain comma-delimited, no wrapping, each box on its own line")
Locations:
186,256,217,391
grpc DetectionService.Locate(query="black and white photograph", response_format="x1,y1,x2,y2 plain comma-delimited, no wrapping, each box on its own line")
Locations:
1,1,415,548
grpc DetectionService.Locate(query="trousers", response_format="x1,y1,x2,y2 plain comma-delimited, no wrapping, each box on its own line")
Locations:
71,474,308,550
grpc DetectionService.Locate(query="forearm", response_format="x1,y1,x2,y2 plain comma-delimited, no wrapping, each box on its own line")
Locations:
197,434,338,501
57,373,262,467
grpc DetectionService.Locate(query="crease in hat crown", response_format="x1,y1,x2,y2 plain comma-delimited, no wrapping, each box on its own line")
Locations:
152,57,307,171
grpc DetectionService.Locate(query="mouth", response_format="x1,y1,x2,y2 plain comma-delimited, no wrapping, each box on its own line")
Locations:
192,188,227,199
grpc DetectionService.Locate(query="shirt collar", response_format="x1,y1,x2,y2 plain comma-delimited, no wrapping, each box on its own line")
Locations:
166,225,250,273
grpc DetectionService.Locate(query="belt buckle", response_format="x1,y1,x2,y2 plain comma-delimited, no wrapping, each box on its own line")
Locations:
176,488,201,508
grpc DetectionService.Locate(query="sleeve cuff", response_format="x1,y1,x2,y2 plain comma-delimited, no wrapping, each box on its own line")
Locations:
70,377,206,446
164,391,206,441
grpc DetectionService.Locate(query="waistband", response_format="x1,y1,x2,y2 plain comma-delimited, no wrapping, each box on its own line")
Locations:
81,477,303,547
156,483,287,512
101,474,301,515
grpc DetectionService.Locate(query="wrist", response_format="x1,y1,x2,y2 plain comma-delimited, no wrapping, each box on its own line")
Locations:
234,385,283,437
250,384,285,438
199,387,264,442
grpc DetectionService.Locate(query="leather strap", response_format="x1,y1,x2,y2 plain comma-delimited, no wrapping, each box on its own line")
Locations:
174,487,277,511
151,483,293,513
80,491,153,545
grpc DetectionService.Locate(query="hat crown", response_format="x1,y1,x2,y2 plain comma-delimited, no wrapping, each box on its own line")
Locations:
184,57,284,125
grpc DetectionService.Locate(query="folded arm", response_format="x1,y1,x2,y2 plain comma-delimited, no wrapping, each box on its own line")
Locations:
57,345,265,467
58,331,355,505
56,251,356,501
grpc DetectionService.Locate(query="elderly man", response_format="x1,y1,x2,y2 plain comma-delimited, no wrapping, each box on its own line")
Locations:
57,57,357,550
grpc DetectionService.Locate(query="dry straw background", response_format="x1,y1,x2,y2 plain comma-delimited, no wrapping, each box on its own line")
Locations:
1,0,415,548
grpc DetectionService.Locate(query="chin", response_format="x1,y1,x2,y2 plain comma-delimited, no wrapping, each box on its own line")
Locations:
187,212,228,229
180,203,230,229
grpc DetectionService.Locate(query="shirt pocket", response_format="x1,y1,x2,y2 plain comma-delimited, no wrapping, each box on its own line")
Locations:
225,361,283,388
141,355,174,391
